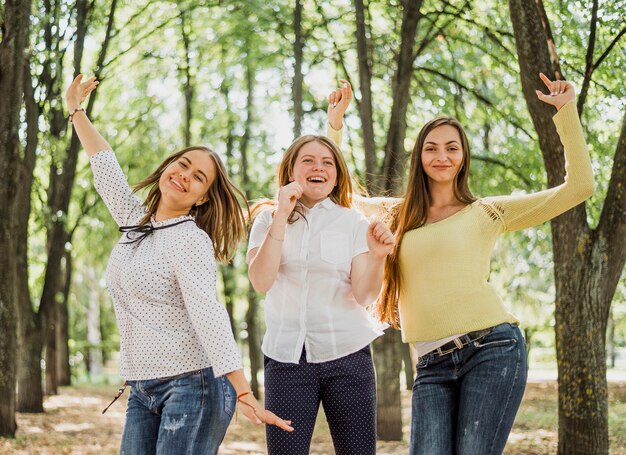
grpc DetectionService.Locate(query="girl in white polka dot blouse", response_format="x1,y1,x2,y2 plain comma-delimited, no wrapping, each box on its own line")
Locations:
66,75,292,454
247,81,395,454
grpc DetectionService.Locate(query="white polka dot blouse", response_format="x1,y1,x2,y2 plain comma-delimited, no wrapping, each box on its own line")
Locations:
90,150,242,380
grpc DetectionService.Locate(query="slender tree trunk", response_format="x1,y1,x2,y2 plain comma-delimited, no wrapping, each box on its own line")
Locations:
179,8,193,147
382,0,423,194
57,250,72,386
219,264,238,341
509,2,626,453
87,266,103,377
353,0,378,192
0,0,33,435
241,54,261,396
292,0,304,138
372,329,403,440
401,342,414,391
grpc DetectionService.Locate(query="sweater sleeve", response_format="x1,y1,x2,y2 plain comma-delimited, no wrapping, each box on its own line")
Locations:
89,150,145,227
326,122,343,146
481,101,595,232
170,228,243,377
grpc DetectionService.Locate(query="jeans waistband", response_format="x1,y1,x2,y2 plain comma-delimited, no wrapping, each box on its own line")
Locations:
434,327,494,356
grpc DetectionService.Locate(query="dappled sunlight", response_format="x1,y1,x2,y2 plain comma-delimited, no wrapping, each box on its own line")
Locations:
1,382,624,454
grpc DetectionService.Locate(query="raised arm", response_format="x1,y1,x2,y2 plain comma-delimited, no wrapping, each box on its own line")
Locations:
484,73,595,232
65,74,112,157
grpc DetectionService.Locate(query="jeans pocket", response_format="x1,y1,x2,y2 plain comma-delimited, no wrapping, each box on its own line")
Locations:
220,376,236,418
474,338,517,348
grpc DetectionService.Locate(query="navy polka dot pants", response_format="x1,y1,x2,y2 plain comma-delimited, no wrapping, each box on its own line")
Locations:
264,345,377,455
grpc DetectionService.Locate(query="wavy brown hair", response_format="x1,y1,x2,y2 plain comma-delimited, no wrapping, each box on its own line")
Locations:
251,135,353,222
377,117,476,327
133,146,249,263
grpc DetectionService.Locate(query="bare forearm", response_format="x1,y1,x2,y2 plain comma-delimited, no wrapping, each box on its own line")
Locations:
248,216,288,292
69,109,112,158
225,369,252,395
352,253,385,305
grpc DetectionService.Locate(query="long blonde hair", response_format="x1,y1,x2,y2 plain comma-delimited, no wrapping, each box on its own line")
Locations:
133,146,249,262
377,117,476,327
251,135,353,221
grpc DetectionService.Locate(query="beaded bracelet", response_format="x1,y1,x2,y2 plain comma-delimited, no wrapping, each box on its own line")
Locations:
69,107,85,122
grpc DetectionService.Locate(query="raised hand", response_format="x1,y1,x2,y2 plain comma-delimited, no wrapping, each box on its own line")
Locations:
65,74,99,111
536,72,575,111
276,181,303,219
367,220,395,259
327,79,353,130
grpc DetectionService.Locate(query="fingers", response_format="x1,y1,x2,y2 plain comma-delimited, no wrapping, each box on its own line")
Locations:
369,221,395,245
328,80,353,108
262,410,294,432
538,72,568,95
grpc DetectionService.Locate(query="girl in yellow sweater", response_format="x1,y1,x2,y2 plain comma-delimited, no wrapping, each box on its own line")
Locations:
377,73,595,454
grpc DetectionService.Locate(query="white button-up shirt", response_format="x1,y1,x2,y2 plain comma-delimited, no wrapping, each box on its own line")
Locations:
247,198,385,364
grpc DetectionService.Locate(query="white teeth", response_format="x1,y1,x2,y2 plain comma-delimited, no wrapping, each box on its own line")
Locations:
307,176,326,182
171,179,186,191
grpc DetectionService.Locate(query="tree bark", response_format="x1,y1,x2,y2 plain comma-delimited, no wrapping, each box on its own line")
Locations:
0,0,33,435
509,1,626,453
241,54,261,397
353,0,378,192
292,0,304,138
382,0,423,194
372,329,403,440
57,250,72,386
179,8,193,147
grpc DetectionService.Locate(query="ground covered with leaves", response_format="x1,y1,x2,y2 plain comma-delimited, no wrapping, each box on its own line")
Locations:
1,381,625,454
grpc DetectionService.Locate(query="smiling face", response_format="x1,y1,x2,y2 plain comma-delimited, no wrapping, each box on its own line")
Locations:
420,124,464,187
158,148,216,212
290,141,338,207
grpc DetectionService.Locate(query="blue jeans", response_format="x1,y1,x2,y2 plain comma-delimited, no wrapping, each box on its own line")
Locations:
120,368,235,455
409,323,527,455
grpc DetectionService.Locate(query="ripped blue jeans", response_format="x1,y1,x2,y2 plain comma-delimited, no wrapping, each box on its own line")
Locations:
409,323,527,455
120,368,235,455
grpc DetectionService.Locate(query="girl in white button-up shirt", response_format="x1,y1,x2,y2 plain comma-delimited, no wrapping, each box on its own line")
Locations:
66,75,292,454
247,90,394,454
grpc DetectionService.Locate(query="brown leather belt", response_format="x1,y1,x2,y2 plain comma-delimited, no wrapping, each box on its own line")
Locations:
435,327,494,356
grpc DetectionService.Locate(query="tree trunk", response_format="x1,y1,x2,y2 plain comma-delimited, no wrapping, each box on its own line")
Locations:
292,0,304,138
0,0,33,436
16,328,45,413
57,250,72,386
219,264,238,341
508,1,626,453
87,266,103,378
16,58,44,412
246,285,261,397
372,329,403,441
353,0,378,192
401,342,414,391
241,53,261,397
179,8,193,147
382,0,423,194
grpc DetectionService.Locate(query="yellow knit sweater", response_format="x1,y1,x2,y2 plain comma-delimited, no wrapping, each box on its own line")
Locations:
398,101,595,342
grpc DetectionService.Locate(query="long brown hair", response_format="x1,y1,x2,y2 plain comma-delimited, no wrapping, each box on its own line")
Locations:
133,146,249,263
377,117,476,327
251,135,353,221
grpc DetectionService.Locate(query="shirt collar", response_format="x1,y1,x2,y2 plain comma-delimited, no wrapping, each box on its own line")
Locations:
307,197,336,211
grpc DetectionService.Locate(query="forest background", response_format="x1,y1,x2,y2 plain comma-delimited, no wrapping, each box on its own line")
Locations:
0,0,625,454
